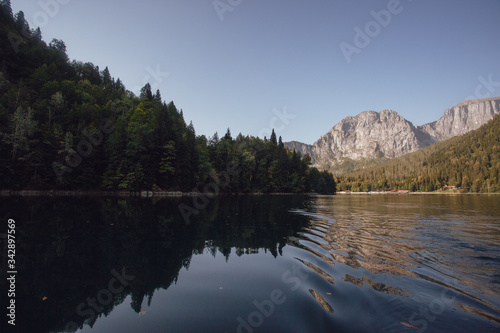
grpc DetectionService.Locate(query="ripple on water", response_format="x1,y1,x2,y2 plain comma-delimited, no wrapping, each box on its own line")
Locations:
288,195,500,331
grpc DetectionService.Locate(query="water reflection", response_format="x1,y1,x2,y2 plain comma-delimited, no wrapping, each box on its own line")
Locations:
0,194,499,332
290,194,500,328
0,196,311,333
289,205,418,297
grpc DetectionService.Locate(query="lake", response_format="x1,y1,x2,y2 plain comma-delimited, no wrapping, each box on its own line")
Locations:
1,194,499,332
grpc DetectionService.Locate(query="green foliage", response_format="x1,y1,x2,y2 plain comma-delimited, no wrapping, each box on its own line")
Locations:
204,132,335,194
320,157,390,175
337,115,500,193
0,4,335,194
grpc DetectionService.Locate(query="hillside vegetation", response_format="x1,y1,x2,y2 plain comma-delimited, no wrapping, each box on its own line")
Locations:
336,115,500,193
0,3,335,194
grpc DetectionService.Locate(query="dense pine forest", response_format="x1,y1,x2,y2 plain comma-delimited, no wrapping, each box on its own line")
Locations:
336,114,500,193
0,3,336,194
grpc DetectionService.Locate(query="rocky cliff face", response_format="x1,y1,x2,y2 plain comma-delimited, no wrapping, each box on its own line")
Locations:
418,97,500,141
285,141,314,161
285,97,500,172
312,110,434,164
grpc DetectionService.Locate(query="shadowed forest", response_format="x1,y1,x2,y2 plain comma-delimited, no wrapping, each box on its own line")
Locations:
0,3,336,194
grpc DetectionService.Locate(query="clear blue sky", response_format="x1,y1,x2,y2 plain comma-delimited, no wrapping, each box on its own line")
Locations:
12,0,500,144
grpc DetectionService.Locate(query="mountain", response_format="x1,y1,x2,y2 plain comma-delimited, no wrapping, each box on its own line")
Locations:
286,97,500,173
418,97,500,141
336,114,500,193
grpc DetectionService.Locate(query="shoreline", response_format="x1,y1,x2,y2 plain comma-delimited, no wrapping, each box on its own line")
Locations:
336,191,499,195
0,190,183,198
0,190,320,197
0,190,498,197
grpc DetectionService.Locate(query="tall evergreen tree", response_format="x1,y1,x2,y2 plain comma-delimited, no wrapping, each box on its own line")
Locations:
270,129,277,145
102,66,112,85
140,83,153,100
154,89,162,103
223,128,232,141
33,27,42,40
14,11,29,32
1,0,12,16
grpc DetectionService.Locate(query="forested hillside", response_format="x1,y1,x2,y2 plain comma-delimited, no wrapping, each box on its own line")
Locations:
0,2,335,194
336,115,500,193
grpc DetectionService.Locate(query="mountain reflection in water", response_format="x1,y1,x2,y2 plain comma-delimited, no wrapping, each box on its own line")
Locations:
0,194,499,332
290,195,500,331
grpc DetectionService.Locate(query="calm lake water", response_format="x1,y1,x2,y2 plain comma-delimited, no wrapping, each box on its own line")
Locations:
1,194,499,332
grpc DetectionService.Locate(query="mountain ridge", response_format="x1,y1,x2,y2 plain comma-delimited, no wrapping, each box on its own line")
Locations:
286,97,500,173
336,113,500,193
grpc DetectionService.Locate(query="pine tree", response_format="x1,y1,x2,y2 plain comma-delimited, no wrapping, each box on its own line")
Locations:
154,89,162,103
270,129,277,145
33,27,42,40
115,78,124,90
223,128,232,141
15,11,29,32
140,83,153,100
1,0,12,17
102,66,112,85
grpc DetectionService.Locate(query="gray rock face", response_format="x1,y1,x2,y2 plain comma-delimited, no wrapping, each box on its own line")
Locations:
418,97,500,141
285,97,500,171
312,110,431,163
286,141,314,160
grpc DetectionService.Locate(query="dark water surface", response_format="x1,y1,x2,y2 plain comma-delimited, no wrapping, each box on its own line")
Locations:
1,194,499,332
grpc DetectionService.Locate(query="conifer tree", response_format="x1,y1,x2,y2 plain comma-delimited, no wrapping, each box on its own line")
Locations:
33,27,42,40
223,128,232,141
1,0,12,16
154,89,162,103
140,83,153,100
102,66,112,85
270,129,277,145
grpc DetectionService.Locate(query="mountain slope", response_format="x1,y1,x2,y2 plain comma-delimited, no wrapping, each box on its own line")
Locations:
336,114,500,193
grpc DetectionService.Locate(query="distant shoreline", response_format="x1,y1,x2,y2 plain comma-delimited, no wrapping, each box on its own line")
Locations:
336,191,499,195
